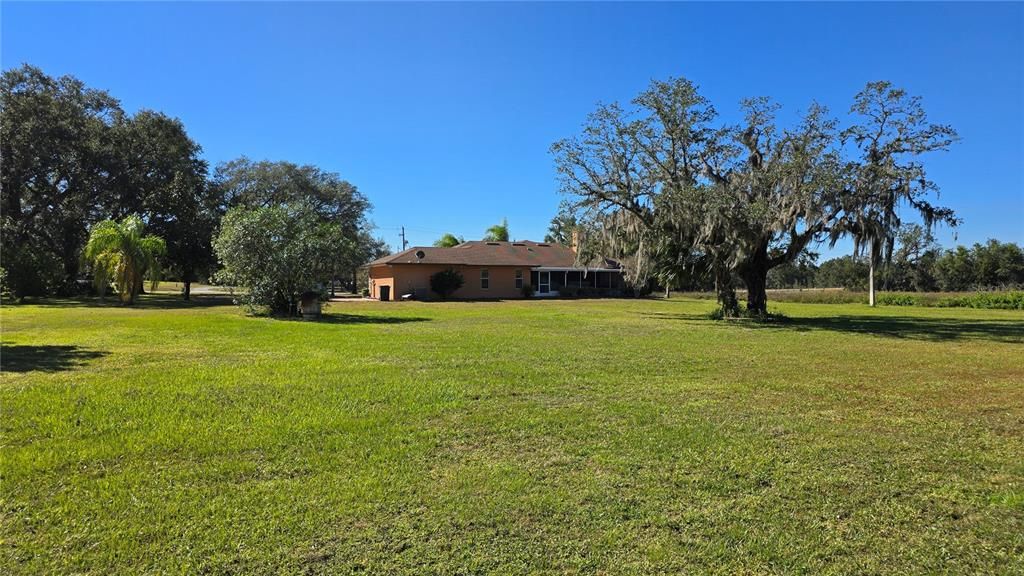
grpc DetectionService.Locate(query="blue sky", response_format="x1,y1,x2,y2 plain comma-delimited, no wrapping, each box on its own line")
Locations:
3,2,1022,254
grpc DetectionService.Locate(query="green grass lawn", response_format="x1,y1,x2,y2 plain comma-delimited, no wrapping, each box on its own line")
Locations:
2,296,1022,574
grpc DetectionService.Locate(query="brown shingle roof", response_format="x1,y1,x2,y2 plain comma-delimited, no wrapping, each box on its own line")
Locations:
366,240,583,268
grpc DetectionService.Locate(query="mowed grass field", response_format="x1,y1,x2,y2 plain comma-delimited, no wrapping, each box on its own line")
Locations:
2,296,1022,575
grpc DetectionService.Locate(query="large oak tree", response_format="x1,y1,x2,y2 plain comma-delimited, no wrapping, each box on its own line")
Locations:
2,65,218,299
553,77,957,316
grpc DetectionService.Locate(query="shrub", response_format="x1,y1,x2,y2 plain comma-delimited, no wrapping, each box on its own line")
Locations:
430,268,464,299
521,283,534,298
558,286,575,298
214,205,337,316
361,288,370,297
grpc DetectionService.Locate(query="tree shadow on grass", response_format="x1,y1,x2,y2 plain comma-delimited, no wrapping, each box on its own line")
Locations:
639,311,1024,344
286,313,431,325
775,315,1024,344
1,344,109,373
18,294,236,310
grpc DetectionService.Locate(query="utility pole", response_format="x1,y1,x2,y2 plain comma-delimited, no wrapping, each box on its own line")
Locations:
400,226,408,251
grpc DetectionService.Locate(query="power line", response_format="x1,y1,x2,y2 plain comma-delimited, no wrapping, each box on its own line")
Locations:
377,225,450,235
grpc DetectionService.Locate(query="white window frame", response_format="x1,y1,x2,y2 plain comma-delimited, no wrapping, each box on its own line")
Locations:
515,269,523,289
481,268,489,290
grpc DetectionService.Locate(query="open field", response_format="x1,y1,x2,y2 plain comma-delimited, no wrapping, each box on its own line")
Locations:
2,296,1023,574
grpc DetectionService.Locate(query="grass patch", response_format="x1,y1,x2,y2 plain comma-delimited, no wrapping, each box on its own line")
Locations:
2,296,1023,573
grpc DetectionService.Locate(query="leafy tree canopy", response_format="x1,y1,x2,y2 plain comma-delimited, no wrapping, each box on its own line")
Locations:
434,233,464,248
544,211,577,246
214,157,368,231
2,64,122,294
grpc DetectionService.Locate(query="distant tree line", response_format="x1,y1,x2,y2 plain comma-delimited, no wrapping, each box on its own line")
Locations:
767,233,1024,293
1,64,388,310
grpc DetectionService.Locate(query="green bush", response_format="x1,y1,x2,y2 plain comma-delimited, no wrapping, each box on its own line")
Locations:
430,268,464,299
214,205,338,316
558,286,575,297
521,284,534,298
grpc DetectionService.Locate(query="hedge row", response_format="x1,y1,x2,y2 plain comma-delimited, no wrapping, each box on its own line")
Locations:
672,290,1024,310
878,291,1024,310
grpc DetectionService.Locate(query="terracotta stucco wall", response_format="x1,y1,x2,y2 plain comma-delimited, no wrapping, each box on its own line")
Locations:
368,264,528,300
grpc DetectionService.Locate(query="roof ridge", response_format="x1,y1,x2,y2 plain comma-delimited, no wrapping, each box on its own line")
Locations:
365,238,578,268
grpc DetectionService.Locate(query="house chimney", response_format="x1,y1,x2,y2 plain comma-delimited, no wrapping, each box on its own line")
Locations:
570,229,579,253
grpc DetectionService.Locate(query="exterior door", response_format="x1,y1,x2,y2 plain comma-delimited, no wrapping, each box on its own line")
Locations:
539,271,550,294
380,285,390,301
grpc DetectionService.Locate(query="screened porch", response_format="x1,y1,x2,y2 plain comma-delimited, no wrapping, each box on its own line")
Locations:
529,268,624,297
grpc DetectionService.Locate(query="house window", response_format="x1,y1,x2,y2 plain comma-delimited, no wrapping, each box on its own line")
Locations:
481,269,489,290
515,270,523,289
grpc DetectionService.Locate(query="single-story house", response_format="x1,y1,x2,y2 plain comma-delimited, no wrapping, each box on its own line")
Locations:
365,240,625,300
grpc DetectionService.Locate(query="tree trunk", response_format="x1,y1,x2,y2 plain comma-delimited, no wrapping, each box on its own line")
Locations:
715,266,739,317
743,268,768,315
181,267,194,301
868,257,876,307
60,239,81,296
742,242,770,316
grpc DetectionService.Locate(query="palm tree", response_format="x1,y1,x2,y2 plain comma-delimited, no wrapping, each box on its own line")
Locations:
433,233,464,248
84,215,166,304
483,218,510,242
